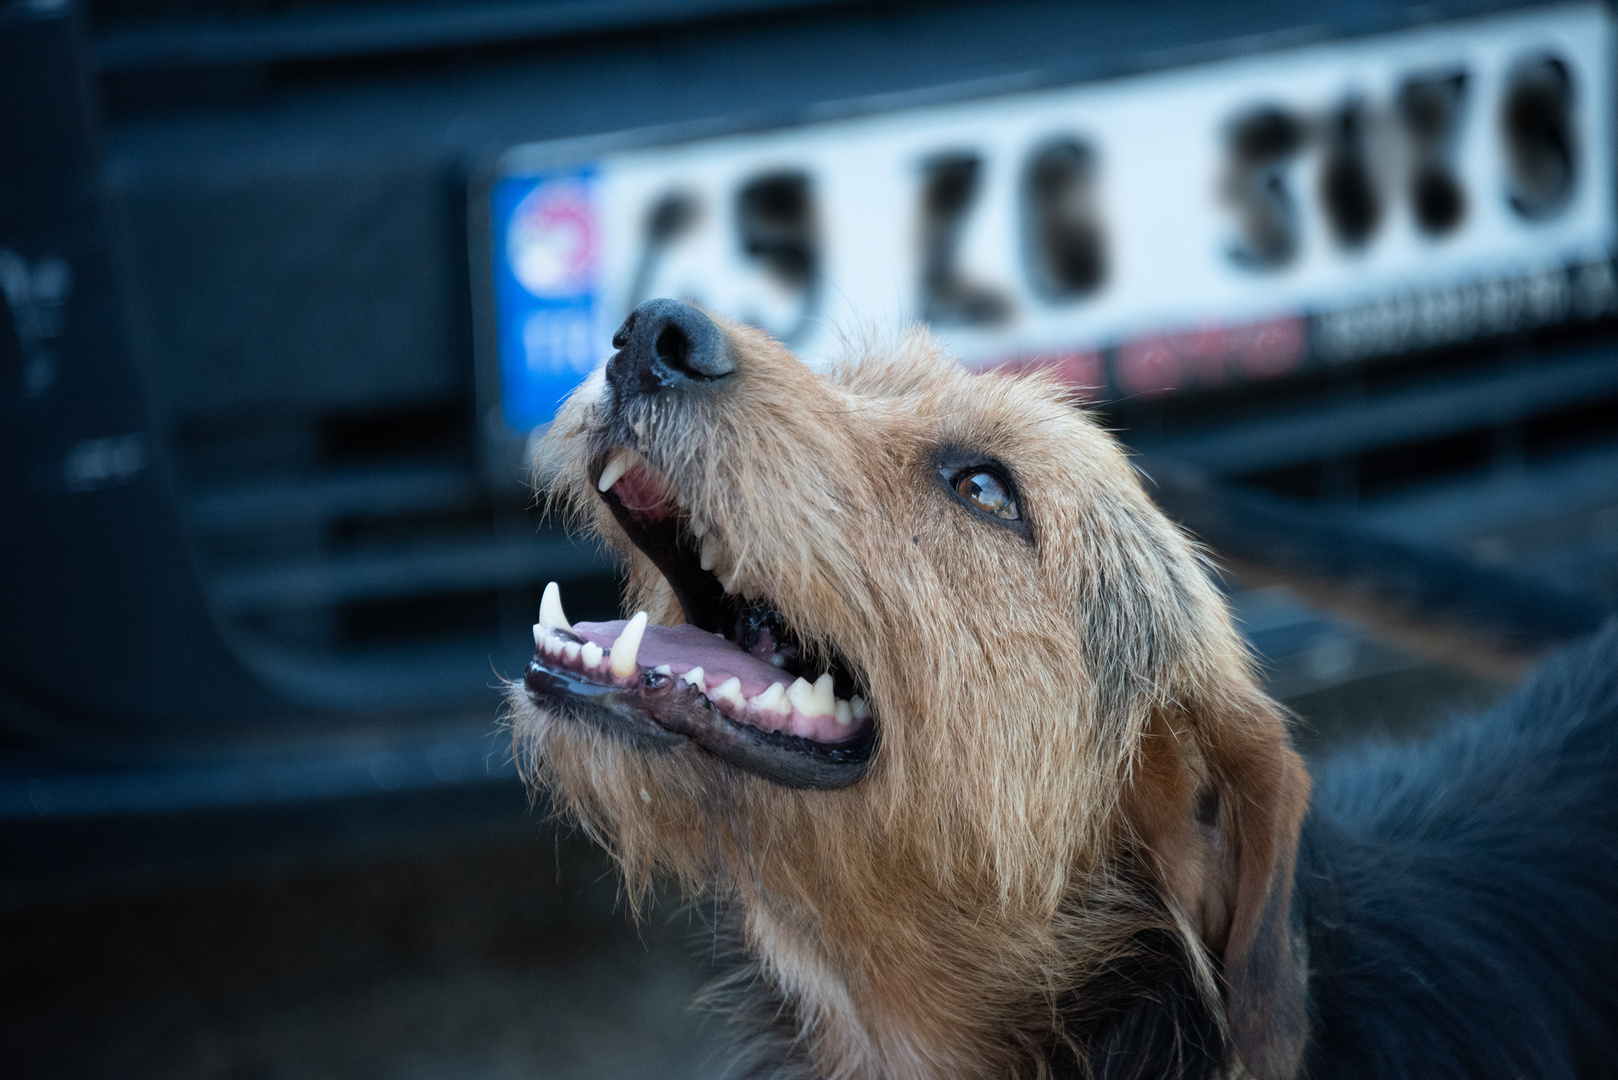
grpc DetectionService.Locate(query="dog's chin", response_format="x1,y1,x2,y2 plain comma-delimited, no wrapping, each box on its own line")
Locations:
522,450,876,791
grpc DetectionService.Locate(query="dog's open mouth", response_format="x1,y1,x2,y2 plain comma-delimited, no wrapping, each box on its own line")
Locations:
524,448,875,789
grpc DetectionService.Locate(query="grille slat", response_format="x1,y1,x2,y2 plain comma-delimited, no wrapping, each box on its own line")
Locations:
92,0,863,73
208,532,604,612
1358,444,1618,546
1136,346,1618,475
187,464,482,532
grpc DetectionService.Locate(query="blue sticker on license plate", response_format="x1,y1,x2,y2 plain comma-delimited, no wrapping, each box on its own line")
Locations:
491,168,600,431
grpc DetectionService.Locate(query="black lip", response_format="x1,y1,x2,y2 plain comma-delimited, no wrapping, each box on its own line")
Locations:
525,659,874,790
525,663,685,751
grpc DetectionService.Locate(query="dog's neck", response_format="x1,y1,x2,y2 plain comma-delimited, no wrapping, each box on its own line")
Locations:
741,890,1020,1078
734,870,1236,1080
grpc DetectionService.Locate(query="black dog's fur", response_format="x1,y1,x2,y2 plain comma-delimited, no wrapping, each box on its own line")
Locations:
1082,623,1618,1079
1067,919,1229,1080
1295,622,1618,1078
1068,621,1618,1079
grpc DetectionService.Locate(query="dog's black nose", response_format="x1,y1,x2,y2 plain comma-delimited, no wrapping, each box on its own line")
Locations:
608,299,735,396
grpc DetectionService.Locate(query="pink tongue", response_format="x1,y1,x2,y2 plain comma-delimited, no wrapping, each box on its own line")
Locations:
571,620,792,702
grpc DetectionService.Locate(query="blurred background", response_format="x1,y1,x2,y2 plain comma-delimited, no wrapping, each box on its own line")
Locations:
3,0,1616,1076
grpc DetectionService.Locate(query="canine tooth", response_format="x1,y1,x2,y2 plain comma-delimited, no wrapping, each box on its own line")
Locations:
786,677,816,714
681,666,707,692
811,673,837,717
850,696,871,720
689,516,707,539
610,611,648,678
699,533,723,572
708,539,736,575
596,448,637,493
835,700,853,726
581,641,603,669
750,682,792,717
712,677,745,711
539,581,572,631
563,642,581,663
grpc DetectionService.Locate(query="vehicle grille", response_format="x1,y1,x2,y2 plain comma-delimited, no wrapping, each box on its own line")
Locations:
169,398,615,710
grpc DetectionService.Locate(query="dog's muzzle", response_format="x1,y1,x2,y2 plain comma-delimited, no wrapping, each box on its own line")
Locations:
524,300,876,790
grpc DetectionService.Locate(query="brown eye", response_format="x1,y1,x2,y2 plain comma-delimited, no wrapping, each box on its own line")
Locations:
954,469,1018,520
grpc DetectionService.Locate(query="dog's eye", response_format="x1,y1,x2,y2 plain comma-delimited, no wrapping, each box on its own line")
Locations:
953,469,1019,520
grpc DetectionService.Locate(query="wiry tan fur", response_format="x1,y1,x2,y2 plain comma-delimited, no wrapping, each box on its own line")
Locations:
512,316,1312,1080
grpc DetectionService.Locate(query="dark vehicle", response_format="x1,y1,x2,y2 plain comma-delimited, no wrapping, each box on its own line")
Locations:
2,0,1613,916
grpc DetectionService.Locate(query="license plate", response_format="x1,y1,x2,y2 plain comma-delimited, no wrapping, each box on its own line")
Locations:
483,2,1614,431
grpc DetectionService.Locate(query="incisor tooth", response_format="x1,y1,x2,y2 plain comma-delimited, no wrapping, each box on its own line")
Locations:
835,700,853,726
596,448,637,493
532,623,543,646
810,673,837,717
539,581,571,631
786,677,816,714
563,642,581,663
712,677,745,711
580,641,603,669
610,612,648,678
750,682,792,717
653,663,672,676
850,696,871,720
681,666,707,692
689,516,707,539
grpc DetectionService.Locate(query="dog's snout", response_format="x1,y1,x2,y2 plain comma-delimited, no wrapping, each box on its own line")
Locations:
609,299,735,397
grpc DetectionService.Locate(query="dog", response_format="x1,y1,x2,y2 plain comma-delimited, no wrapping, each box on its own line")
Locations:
510,298,1618,1080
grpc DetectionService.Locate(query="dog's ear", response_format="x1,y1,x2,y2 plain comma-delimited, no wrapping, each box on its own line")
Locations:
1207,695,1311,1080
1125,697,1311,1080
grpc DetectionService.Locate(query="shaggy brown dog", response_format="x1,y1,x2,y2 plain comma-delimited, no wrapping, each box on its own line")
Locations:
513,298,1309,1080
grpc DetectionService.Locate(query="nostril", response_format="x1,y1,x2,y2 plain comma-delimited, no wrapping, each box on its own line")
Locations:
654,324,692,373
612,310,638,350
649,308,734,381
